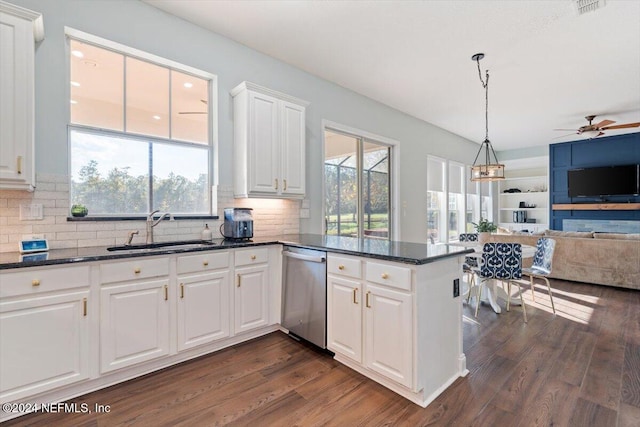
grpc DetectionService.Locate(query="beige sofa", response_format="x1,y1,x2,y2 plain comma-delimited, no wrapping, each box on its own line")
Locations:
489,231,640,290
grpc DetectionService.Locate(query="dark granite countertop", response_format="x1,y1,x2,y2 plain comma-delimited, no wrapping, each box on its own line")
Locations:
0,234,472,270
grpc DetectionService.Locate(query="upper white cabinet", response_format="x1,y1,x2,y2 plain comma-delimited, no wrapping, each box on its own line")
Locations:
0,2,44,191
232,81,308,198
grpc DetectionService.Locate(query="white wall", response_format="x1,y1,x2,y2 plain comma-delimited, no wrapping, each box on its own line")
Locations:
10,0,481,243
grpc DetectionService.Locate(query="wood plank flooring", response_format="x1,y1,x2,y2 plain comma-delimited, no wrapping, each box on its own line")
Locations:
4,278,640,426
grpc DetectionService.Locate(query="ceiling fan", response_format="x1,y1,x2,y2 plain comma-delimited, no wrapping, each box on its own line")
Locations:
178,99,208,115
554,115,640,138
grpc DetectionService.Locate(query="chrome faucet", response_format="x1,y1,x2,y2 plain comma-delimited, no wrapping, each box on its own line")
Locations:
146,210,171,244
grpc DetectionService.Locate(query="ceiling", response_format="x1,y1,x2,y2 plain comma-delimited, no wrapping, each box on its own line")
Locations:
144,0,640,151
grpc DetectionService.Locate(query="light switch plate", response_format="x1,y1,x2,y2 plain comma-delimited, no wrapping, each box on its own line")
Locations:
299,208,310,219
20,203,44,220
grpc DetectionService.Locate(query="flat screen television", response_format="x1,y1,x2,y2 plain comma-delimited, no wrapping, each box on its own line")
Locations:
568,164,640,197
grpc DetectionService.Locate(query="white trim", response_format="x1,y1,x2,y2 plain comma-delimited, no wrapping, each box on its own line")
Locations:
230,81,309,107
0,1,44,41
321,120,401,239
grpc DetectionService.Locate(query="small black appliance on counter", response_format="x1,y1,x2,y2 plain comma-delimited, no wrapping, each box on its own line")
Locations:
222,208,253,240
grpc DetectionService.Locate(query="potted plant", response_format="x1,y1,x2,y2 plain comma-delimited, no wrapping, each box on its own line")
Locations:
473,218,497,244
71,204,88,217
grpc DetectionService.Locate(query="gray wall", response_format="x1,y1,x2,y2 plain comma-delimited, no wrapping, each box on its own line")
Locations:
14,0,482,242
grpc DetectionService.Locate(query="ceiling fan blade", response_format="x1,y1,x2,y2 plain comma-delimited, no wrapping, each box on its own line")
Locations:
594,119,615,128
178,111,207,115
589,132,605,139
601,122,640,130
553,129,578,131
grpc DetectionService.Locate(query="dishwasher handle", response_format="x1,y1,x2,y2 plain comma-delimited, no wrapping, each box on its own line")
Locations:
283,251,326,263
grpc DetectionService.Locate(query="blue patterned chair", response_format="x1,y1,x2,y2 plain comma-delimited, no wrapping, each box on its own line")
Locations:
459,233,479,301
475,242,527,322
522,237,557,314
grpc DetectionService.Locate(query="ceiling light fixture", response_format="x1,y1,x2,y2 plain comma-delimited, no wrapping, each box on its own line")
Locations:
70,100,78,104
152,115,161,120
470,53,505,182
183,82,193,88
70,81,81,87
71,50,84,58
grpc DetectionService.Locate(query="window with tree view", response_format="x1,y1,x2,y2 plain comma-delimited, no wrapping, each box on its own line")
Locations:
68,35,215,216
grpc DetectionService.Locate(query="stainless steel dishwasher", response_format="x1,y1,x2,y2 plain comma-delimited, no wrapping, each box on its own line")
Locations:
282,246,327,348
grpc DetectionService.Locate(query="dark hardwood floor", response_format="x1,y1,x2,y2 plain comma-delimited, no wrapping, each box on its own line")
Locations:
4,278,640,426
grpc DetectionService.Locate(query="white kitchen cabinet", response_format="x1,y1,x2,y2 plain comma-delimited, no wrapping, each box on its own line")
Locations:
327,274,362,363
177,252,231,351
364,283,413,388
0,265,89,402
327,254,413,388
0,2,44,191
232,81,308,198
99,258,170,373
234,248,270,334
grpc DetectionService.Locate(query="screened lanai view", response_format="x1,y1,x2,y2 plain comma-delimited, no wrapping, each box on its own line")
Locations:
324,129,390,239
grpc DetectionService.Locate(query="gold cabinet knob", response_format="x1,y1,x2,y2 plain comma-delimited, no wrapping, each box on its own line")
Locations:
32,279,40,286
251,255,256,260
134,268,141,274
381,273,389,279
338,265,345,270
203,261,209,266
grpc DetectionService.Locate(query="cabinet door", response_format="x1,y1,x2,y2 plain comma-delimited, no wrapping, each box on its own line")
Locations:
177,270,231,351
327,275,362,363
0,291,89,401
364,283,413,388
234,265,269,334
248,91,279,194
100,279,170,373
0,10,34,189
280,101,305,196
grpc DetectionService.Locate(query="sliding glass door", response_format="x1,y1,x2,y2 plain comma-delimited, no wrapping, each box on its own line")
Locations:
324,129,391,239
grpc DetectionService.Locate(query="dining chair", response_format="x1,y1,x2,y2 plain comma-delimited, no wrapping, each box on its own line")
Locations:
475,242,527,322
459,233,479,301
522,237,557,314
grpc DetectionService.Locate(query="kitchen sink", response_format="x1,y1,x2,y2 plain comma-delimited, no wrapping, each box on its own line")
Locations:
107,240,217,252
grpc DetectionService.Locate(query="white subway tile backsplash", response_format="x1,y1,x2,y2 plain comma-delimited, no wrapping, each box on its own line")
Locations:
0,178,300,253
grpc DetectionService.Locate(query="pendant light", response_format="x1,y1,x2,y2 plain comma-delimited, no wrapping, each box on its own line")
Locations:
470,53,505,182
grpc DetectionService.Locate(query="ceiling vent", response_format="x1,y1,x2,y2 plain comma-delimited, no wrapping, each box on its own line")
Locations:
574,0,606,15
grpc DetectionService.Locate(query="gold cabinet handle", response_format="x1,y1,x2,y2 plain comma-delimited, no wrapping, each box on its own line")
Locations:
353,288,358,304
32,279,40,286
203,261,209,267
134,268,141,274
83,298,87,316
381,273,389,280
366,291,371,308
338,265,345,270
237,274,241,287
251,255,256,260
180,283,184,299
275,178,278,190
17,156,22,174
164,285,168,301
283,179,287,191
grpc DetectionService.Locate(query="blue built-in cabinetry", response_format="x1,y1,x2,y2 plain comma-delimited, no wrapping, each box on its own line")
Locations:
549,132,640,230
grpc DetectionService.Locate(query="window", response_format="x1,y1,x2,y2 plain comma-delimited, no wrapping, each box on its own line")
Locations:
324,127,392,239
67,30,216,216
427,156,493,243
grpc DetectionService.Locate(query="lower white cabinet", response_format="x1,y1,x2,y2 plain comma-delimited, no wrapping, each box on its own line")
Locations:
0,265,90,402
327,254,414,389
327,275,362,363
364,283,413,388
177,270,231,351
0,290,89,401
100,279,170,373
234,264,269,334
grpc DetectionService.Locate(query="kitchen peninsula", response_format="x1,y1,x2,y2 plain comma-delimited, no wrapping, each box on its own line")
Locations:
0,234,472,421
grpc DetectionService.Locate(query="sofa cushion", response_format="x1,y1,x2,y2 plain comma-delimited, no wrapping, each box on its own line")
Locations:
593,233,640,240
544,230,594,238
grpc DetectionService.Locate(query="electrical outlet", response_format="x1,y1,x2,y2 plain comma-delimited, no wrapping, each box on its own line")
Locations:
453,278,460,298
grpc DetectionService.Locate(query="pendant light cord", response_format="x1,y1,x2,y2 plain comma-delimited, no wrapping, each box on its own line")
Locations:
476,58,489,141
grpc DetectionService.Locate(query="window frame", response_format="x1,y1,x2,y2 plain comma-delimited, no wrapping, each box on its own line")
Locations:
65,27,218,219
